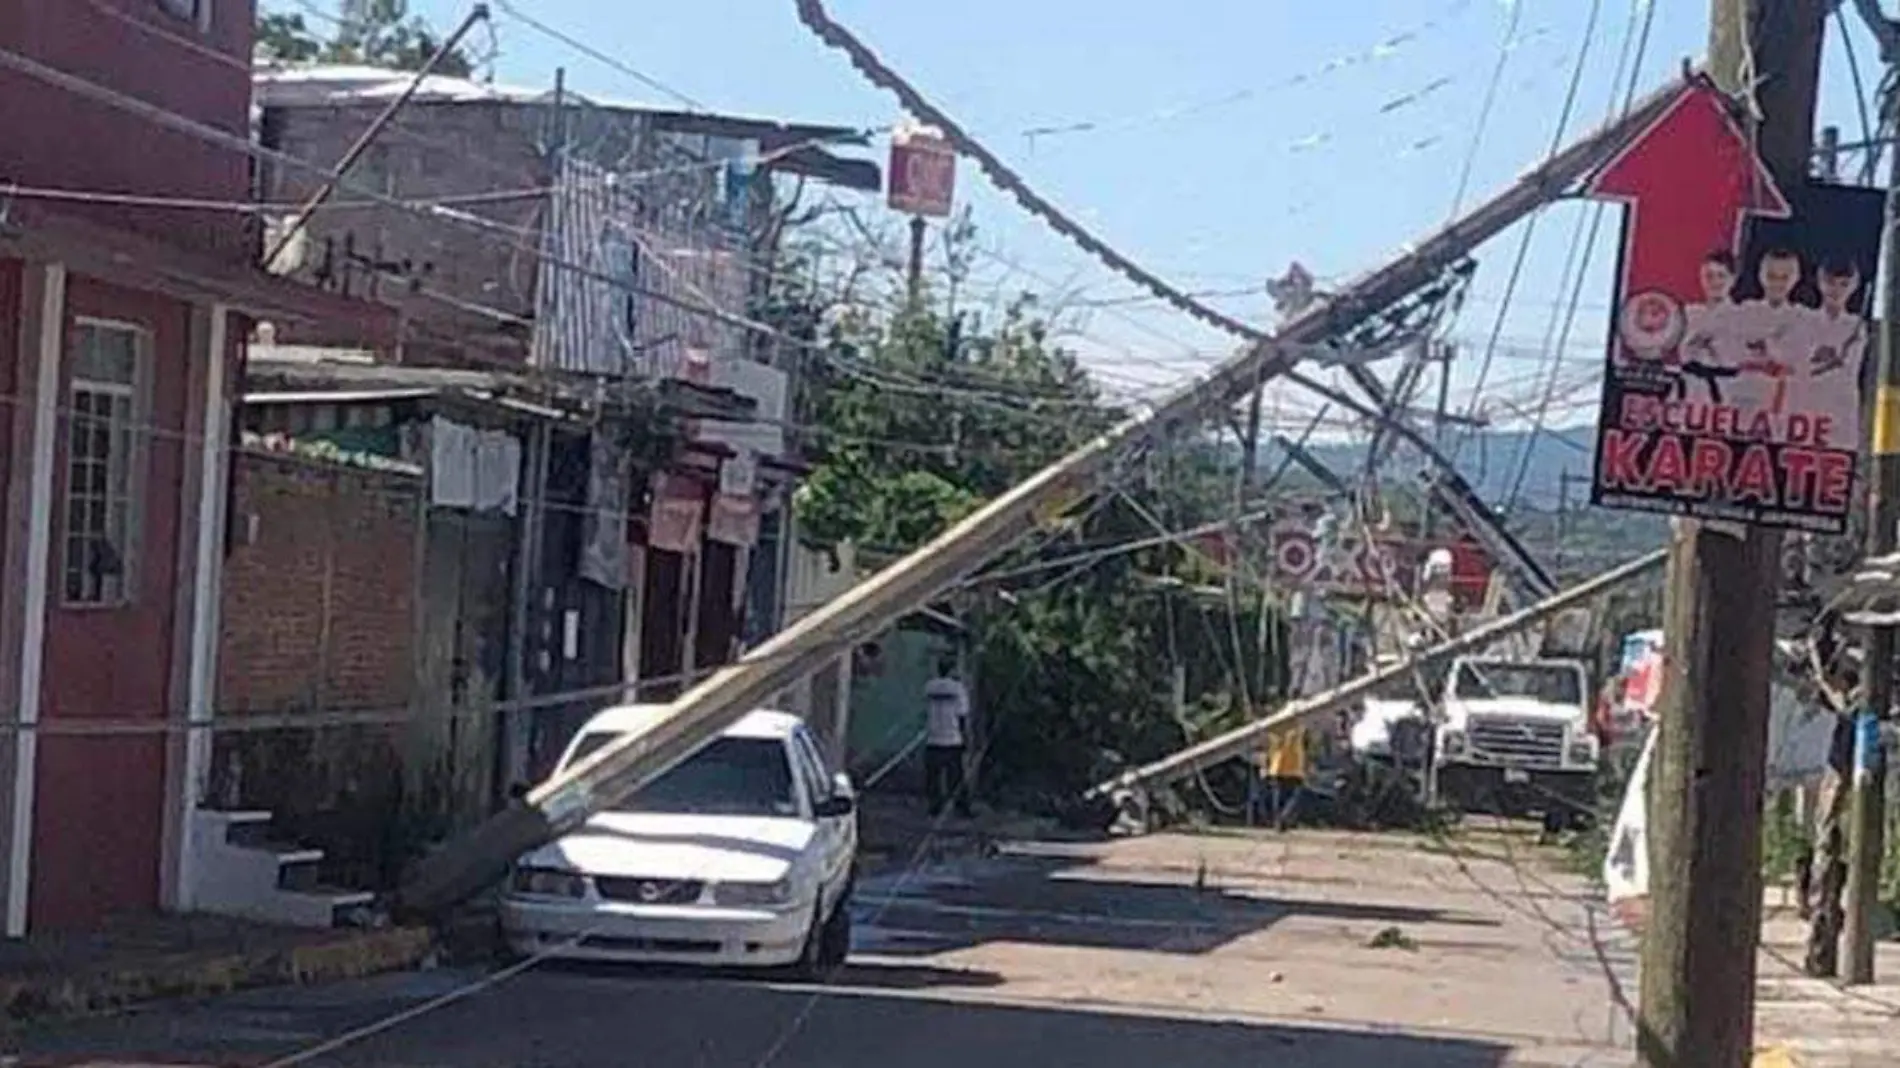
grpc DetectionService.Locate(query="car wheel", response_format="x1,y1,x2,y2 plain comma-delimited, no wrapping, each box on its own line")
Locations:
786,901,829,982
816,892,852,971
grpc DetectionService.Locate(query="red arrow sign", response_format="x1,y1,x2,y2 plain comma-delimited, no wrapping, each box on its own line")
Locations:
1586,80,1789,304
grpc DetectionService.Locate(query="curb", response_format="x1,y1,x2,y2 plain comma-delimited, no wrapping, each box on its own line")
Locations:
0,925,434,1028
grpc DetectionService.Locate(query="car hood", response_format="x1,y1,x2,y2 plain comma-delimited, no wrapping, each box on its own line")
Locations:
518,812,816,884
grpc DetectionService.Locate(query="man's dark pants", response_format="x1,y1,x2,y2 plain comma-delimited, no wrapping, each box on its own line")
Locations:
925,744,972,817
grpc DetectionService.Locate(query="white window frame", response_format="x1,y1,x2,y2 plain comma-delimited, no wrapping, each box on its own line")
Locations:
61,318,150,610
155,0,212,33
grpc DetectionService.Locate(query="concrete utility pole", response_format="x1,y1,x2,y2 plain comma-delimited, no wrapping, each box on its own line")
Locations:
1842,0,1900,989
390,75,1686,918
1636,2,1827,1064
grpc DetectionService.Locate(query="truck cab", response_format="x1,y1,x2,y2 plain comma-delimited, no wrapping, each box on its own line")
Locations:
1432,656,1598,829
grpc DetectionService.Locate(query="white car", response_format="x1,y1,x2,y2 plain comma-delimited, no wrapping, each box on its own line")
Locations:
501,706,859,975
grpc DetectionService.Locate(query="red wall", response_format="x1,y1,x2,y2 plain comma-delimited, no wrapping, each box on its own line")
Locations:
0,0,255,261
29,275,190,929
0,260,19,558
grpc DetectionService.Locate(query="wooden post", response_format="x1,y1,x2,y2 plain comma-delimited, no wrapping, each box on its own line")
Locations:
1636,2,1827,1064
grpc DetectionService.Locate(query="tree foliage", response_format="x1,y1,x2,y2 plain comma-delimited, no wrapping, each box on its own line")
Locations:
255,0,476,77
786,223,1288,806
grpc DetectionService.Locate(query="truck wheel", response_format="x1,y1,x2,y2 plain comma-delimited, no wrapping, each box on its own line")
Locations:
1540,810,1566,841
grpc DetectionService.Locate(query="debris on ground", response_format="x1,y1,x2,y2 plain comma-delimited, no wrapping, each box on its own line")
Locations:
1365,926,1419,951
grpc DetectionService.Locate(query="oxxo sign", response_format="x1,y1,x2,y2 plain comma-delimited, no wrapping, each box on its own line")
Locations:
887,123,955,218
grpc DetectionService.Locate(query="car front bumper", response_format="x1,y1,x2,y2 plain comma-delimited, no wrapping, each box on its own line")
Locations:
500,895,812,967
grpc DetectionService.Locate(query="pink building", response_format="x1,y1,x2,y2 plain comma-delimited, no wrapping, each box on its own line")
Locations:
0,1,391,933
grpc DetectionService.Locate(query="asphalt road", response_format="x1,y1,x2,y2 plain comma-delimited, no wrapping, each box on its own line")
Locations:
15,828,1639,1067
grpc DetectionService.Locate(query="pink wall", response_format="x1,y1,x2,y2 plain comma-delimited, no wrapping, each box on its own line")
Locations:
0,0,256,261
29,275,189,930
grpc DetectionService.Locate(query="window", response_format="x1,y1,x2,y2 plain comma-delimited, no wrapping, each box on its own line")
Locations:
156,0,206,27
788,730,832,808
1451,662,1585,706
62,322,145,608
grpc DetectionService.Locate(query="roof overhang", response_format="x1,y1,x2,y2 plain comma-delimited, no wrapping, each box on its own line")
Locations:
244,347,757,425
0,204,399,346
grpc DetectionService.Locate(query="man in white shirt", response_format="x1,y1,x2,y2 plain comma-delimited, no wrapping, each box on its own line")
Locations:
923,658,974,819
1803,256,1869,448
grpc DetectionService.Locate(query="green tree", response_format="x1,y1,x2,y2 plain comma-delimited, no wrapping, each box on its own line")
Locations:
255,0,475,77
787,224,1287,809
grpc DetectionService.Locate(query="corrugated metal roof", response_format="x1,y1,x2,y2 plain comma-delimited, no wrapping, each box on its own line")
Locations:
252,64,866,142
1832,550,1900,625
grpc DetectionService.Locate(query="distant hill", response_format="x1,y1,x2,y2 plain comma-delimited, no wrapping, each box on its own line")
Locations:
1288,424,1600,512
1260,423,1670,572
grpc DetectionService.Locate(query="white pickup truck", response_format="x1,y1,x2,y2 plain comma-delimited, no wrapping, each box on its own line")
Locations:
1432,656,1598,830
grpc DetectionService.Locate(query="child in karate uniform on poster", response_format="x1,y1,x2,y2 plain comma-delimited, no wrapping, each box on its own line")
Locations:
1678,249,1744,404
1804,256,1869,449
1733,247,1808,424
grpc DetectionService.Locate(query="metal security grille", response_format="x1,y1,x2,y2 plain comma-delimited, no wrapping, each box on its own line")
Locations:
1466,715,1566,766
594,877,705,905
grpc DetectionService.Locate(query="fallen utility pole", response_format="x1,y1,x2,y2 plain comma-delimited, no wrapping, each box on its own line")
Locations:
1638,1,1826,1064
393,78,1686,917
1084,549,1666,801
1842,0,1900,989
1285,371,1557,599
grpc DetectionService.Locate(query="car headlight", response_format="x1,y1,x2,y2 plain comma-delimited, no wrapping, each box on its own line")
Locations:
512,867,589,898
714,877,795,908
1440,730,1467,756
1567,734,1599,766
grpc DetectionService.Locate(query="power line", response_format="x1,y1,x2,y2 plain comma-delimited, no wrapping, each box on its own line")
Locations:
790,0,1265,342
1454,0,1635,456
488,0,707,110
1446,0,1526,220
1016,0,1478,146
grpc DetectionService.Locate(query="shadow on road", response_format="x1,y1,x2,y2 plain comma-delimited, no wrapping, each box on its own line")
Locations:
14,964,1520,1067
538,957,1006,991
856,851,1499,957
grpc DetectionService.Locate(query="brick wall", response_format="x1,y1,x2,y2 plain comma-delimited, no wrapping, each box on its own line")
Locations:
211,450,424,887
257,101,551,358
218,450,421,714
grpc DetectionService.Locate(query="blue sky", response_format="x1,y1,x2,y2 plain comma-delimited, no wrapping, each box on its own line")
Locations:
271,0,1889,434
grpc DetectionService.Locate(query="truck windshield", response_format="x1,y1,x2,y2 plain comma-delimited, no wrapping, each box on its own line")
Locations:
1452,662,1583,705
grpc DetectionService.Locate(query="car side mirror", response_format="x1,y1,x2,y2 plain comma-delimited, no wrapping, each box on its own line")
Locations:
832,771,855,798
814,795,855,819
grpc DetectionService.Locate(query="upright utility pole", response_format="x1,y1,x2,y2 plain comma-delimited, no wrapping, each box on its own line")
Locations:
1637,2,1826,1064
1842,0,1900,988
906,216,927,304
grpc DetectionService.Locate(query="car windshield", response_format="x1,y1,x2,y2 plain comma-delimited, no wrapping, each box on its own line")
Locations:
1452,662,1583,705
562,733,799,818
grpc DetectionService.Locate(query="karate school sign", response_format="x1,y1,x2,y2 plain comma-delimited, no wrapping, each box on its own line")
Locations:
1586,77,1882,533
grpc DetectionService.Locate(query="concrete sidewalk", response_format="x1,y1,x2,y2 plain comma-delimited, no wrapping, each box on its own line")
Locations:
1753,907,1900,1068
0,913,433,1032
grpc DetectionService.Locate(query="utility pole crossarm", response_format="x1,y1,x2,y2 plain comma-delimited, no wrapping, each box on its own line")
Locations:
1083,549,1667,801
393,76,1691,918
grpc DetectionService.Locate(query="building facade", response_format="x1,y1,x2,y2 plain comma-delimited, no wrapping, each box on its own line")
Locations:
252,66,878,768
0,3,393,933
